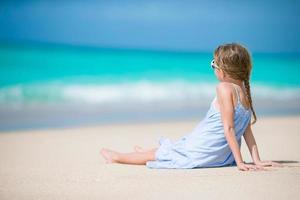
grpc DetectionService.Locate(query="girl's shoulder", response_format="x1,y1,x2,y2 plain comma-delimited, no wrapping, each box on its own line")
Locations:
216,82,235,98
215,82,240,110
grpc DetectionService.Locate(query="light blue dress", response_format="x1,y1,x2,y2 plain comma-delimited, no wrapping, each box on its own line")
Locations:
146,83,252,169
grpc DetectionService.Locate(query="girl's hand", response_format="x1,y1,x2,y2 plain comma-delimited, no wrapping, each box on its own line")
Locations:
237,162,265,171
254,160,284,167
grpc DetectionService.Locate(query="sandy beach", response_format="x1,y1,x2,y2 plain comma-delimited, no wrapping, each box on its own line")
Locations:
0,116,299,199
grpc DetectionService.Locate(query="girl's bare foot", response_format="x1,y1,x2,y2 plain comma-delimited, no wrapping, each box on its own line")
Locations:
100,148,119,163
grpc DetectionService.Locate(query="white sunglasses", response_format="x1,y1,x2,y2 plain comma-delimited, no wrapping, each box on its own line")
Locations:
211,59,221,70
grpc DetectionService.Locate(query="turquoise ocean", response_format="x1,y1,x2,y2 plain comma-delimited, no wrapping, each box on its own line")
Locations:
1,43,300,131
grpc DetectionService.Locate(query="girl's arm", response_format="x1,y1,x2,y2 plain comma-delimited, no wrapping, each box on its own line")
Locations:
243,123,261,164
216,83,244,165
216,83,262,171
243,123,284,167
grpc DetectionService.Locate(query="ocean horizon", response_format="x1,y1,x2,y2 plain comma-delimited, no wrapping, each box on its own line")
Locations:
1,42,300,131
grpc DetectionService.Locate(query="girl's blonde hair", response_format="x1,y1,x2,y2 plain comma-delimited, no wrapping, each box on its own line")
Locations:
214,43,257,124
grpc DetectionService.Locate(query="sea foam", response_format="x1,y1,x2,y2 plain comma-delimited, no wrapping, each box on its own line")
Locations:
0,80,299,106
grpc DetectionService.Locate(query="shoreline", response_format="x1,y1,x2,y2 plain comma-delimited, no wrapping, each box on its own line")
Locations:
1,100,300,132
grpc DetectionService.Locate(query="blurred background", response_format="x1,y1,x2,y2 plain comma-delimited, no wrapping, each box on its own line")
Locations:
0,0,300,131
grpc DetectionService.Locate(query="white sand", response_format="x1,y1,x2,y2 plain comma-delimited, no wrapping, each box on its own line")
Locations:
0,116,299,199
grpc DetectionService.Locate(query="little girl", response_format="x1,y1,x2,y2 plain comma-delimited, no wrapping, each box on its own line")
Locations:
100,43,283,171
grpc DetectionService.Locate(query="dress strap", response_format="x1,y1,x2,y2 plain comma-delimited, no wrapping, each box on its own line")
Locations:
232,83,240,103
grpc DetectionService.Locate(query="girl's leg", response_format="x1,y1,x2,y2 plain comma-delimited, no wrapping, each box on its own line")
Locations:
100,147,158,165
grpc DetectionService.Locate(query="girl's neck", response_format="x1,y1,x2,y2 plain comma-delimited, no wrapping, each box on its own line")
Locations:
220,78,243,88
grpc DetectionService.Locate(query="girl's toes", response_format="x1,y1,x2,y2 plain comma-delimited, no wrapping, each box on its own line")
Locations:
100,148,110,163
100,148,116,163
